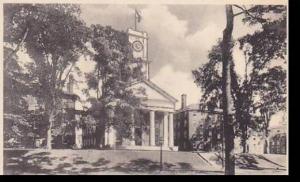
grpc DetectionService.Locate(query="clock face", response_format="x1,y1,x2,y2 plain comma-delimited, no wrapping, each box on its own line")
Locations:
132,40,143,52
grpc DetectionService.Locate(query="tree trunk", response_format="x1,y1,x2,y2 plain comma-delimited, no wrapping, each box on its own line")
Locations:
241,123,248,153
47,110,55,149
96,66,100,100
46,95,57,150
264,110,270,137
221,5,235,175
265,138,270,154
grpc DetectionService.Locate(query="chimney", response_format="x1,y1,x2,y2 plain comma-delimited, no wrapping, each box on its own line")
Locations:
181,94,187,109
67,75,74,94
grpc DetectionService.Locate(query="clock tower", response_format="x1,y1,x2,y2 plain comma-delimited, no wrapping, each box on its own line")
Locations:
128,28,150,79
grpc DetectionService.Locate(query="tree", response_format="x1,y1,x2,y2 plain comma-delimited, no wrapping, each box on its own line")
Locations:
3,45,33,147
221,5,235,175
4,4,89,149
85,25,145,145
3,47,30,114
236,5,287,141
192,5,287,175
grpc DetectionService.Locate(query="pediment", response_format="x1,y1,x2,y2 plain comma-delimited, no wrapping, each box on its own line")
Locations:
129,80,177,104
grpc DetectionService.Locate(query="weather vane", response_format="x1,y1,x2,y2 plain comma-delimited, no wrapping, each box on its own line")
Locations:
134,9,142,30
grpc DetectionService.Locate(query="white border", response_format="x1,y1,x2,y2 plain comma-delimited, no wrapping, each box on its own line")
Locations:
0,0,289,175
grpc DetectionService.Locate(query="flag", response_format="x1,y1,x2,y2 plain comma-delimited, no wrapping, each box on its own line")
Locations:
135,9,142,23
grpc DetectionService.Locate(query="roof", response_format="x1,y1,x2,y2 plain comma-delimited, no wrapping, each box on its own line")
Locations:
62,92,80,100
176,103,223,114
129,79,178,103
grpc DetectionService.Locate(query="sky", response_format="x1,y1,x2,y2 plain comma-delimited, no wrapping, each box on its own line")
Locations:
77,4,262,109
12,3,286,127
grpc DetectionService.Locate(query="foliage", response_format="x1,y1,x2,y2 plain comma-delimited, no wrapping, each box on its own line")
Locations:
86,25,145,140
192,5,287,152
3,46,32,147
3,4,90,149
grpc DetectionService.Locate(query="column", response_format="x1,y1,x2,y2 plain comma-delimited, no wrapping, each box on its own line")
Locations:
163,112,169,147
105,126,110,146
131,113,135,146
75,126,83,149
168,113,174,147
130,126,135,146
150,110,155,146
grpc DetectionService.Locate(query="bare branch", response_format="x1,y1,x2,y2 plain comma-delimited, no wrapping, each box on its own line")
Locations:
4,27,29,69
233,5,266,24
61,62,75,87
233,10,244,17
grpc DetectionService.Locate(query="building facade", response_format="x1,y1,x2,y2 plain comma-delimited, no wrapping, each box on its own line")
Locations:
22,28,178,151
23,75,84,149
101,28,178,151
174,94,223,151
268,127,287,154
174,94,287,155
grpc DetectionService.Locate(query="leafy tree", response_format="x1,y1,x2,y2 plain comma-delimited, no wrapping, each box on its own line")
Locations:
85,25,145,146
192,5,287,175
236,5,287,142
3,47,29,114
4,4,89,149
3,45,32,147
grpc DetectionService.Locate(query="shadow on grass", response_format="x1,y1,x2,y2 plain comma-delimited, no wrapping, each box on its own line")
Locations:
177,162,193,170
235,154,262,170
73,157,89,165
111,158,195,173
91,158,110,167
4,150,217,174
4,150,112,175
214,152,265,170
4,150,53,174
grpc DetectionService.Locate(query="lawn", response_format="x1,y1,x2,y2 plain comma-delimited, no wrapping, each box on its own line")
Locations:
3,149,287,175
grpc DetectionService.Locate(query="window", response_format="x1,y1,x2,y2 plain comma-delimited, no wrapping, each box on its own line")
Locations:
184,119,188,126
209,130,212,137
184,130,188,138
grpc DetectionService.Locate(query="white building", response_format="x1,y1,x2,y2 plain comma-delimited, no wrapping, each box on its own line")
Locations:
234,111,287,155
103,28,178,151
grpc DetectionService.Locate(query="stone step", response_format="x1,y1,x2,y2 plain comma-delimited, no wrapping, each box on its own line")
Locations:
116,145,178,151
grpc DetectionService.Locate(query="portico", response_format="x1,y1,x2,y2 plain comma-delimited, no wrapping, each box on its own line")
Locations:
103,79,178,151
119,111,176,151
148,110,174,148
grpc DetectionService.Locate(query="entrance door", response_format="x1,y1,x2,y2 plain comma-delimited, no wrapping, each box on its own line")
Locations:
135,128,142,146
155,121,162,146
82,125,97,148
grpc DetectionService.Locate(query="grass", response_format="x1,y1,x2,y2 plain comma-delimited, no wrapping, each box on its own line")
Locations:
3,149,287,175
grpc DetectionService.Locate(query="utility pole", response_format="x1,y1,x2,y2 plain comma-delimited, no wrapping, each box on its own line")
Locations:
134,11,137,30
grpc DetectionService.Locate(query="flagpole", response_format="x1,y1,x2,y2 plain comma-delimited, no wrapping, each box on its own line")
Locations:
134,9,137,30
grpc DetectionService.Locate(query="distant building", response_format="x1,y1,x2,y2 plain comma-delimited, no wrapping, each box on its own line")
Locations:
268,126,287,154
234,126,287,155
174,94,223,151
24,75,85,149
174,94,287,155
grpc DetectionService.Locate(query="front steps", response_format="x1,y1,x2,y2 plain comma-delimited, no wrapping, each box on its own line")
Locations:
116,145,178,151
